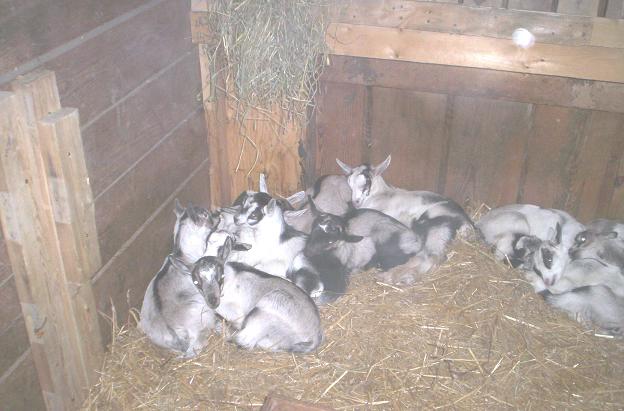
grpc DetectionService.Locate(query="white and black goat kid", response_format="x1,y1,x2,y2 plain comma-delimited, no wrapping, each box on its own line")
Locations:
230,174,296,226
139,200,219,357
192,237,323,352
304,197,424,275
336,155,475,245
549,230,624,298
477,204,585,288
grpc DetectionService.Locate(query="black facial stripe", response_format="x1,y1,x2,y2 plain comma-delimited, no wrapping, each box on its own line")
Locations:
534,267,543,278
541,248,553,269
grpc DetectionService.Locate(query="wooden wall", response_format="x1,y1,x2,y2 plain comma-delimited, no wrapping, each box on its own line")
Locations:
0,0,209,408
307,55,624,222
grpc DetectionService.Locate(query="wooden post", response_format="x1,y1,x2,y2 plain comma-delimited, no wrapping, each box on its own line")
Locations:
192,1,304,205
0,70,103,410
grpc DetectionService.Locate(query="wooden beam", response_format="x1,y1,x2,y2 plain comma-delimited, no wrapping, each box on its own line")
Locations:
326,22,624,83
192,2,624,48
0,70,104,410
557,0,603,16
323,55,624,114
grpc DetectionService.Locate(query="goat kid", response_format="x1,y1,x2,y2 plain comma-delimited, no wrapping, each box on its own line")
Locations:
139,200,219,357
192,237,323,352
477,204,584,286
542,285,624,337
304,198,424,277
336,155,475,246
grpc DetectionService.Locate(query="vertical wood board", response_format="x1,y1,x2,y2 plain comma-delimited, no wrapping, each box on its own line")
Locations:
369,87,449,193
443,95,533,205
314,82,368,177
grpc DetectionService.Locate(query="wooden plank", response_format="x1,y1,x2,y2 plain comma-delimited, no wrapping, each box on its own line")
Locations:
605,0,624,18
202,55,231,206
93,160,210,344
323,55,624,114
565,111,624,221
369,87,449,192
557,0,603,16
95,108,207,265
83,51,201,197
37,108,104,370
608,155,624,219
519,105,587,210
326,22,624,83
0,350,46,411
0,91,75,409
0,0,149,75
508,0,556,11
331,1,594,46
199,57,303,203
0,310,29,376
221,102,304,199
46,0,193,126
314,82,368,176
443,95,532,205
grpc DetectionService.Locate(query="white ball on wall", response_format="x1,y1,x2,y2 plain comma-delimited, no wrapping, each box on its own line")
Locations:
512,28,536,49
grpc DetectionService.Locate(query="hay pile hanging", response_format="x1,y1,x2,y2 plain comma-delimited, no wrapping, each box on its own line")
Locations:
203,0,329,123
84,240,624,410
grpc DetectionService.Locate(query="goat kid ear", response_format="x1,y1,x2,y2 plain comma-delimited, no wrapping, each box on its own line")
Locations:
374,155,391,176
174,199,185,218
285,190,306,207
336,158,353,175
168,255,190,273
219,236,233,261
344,234,364,243
285,209,308,218
264,198,277,215
233,242,252,251
259,173,268,193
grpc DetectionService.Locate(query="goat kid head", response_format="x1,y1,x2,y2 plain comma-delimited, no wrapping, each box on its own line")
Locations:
515,223,568,287
231,174,297,226
570,229,621,265
336,155,391,208
304,197,363,257
191,236,234,308
173,199,219,263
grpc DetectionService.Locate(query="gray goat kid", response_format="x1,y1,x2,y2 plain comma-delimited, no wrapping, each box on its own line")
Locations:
542,285,624,337
304,197,424,275
139,200,219,357
477,204,585,287
192,237,323,352
549,230,624,298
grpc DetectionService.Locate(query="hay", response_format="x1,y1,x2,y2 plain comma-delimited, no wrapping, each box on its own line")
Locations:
84,241,624,410
204,0,329,123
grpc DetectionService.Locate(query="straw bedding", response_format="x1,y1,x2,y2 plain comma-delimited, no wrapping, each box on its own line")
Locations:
84,240,624,410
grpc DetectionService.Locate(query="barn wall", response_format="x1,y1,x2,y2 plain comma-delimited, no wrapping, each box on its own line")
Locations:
0,0,209,407
308,55,624,223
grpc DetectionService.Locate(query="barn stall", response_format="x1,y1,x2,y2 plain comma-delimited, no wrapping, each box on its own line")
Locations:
0,0,623,409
